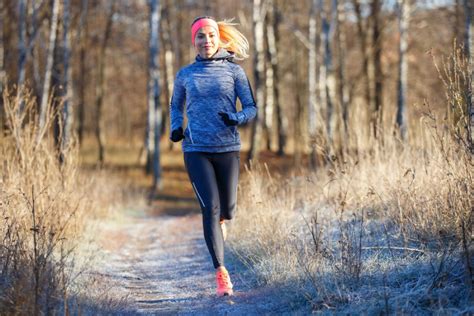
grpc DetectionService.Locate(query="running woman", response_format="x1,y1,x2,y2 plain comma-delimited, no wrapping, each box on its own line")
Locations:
169,16,257,297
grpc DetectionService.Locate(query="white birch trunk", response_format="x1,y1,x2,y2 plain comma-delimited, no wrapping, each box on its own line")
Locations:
147,0,162,190
264,0,276,151
160,3,174,139
320,0,337,153
38,0,60,139
309,0,318,166
61,0,73,156
318,0,327,148
396,0,410,141
308,1,317,137
248,0,265,161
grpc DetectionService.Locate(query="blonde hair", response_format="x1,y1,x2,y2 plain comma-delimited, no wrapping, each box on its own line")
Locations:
217,19,249,60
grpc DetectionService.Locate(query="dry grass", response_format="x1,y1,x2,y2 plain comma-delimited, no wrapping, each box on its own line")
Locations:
0,89,132,314
229,52,473,314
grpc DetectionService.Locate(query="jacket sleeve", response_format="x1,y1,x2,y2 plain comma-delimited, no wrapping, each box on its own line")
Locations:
232,65,257,125
169,70,186,132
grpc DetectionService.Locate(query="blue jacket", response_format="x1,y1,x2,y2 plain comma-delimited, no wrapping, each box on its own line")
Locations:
169,49,257,153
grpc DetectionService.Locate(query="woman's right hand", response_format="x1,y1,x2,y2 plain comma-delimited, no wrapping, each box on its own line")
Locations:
170,127,185,142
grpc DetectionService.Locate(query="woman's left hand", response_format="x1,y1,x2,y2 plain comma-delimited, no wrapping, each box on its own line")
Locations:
218,112,238,126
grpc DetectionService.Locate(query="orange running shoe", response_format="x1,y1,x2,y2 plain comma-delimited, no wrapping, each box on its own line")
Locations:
220,219,227,241
216,267,233,297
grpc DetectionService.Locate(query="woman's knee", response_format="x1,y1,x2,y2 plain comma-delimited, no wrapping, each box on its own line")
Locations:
220,203,236,220
202,203,221,219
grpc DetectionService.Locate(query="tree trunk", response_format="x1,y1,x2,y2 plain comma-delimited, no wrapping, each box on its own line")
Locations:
308,0,318,167
248,0,265,162
0,1,6,135
52,25,62,151
371,0,383,139
60,0,73,160
466,0,473,150
396,0,410,142
272,8,285,156
32,43,42,103
318,0,327,154
293,46,303,166
77,0,88,146
319,0,337,156
454,0,462,42
17,0,27,90
353,0,372,140
38,0,60,141
28,1,42,105
160,2,174,140
336,0,349,149
147,0,163,191
95,2,115,165
264,1,275,152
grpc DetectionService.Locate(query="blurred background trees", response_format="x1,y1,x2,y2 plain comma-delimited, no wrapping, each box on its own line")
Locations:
0,0,472,181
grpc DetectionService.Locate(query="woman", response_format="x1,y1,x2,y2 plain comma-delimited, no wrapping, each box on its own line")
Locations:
169,16,257,297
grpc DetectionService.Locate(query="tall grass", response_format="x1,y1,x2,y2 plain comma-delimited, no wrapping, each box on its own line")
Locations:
0,89,126,314
229,50,473,313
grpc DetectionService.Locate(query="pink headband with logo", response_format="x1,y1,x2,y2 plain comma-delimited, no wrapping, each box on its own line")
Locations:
191,18,219,45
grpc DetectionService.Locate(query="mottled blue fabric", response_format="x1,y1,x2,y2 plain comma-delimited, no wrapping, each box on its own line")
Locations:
170,49,257,153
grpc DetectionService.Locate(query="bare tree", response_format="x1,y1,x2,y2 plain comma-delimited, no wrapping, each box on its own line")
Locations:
17,0,27,90
371,0,383,139
293,44,304,166
308,0,318,167
319,0,337,154
248,0,265,162
77,0,89,146
160,1,174,139
0,1,5,134
146,0,163,191
465,0,473,149
60,0,73,158
353,0,372,139
264,0,276,152
271,5,286,156
395,0,410,141
26,1,44,96
38,0,60,141
454,0,462,42
95,2,115,164
336,0,349,147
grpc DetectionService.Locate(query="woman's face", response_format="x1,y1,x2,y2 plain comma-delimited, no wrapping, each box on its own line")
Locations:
194,26,219,59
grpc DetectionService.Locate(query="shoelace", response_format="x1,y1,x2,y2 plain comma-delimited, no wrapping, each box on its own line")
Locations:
217,272,230,286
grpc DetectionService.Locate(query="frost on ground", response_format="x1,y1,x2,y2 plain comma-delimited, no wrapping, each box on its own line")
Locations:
85,210,305,315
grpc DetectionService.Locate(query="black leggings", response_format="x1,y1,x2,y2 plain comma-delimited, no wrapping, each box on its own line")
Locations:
184,151,240,269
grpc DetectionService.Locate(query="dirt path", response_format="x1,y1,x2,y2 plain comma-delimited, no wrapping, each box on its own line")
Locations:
92,210,298,315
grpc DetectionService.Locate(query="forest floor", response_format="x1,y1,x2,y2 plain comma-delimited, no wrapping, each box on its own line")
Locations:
81,146,307,315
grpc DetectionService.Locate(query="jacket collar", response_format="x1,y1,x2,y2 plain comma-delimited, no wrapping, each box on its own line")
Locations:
195,48,234,62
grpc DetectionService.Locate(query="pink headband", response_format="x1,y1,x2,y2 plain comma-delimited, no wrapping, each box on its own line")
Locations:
191,18,219,45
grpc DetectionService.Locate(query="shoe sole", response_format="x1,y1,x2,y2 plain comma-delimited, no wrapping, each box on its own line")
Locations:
217,289,233,297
